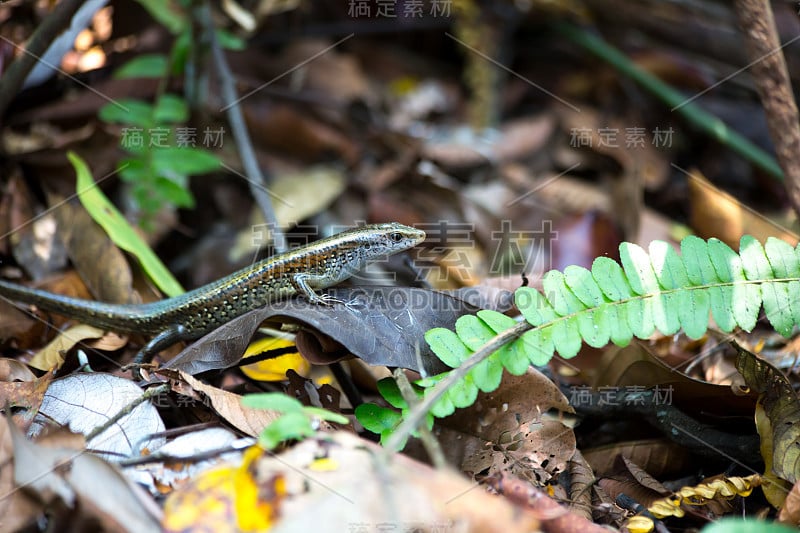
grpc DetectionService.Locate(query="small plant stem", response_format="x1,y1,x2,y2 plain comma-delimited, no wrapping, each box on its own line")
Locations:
201,2,286,252
391,369,446,469
555,21,784,182
86,384,170,444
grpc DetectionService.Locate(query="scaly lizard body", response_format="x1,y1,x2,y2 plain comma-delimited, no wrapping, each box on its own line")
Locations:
0,223,425,362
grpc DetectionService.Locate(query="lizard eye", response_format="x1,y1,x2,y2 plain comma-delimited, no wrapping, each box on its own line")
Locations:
389,232,404,243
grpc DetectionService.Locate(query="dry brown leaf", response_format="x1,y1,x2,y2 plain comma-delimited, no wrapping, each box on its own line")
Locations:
0,368,54,429
567,450,595,522
778,479,800,526
230,166,347,261
583,439,692,478
736,344,800,487
688,169,799,248
7,175,68,281
485,472,609,533
618,455,671,496
0,358,37,382
9,417,162,531
177,371,281,437
50,192,137,305
28,324,107,371
439,369,576,486
0,416,48,532
279,40,370,105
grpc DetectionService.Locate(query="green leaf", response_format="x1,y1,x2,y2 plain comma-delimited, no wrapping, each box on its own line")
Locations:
765,238,800,328
681,235,717,285
471,355,503,393
564,265,605,307
154,176,195,208
577,308,609,348
455,314,496,351
425,328,471,368
620,242,660,295
518,327,554,366
741,236,792,336
420,233,800,430
427,385,456,418
115,54,168,79
501,336,531,375
301,406,349,425
476,309,516,332
592,256,634,301
765,237,800,278
597,302,632,346
217,28,246,50
625,297,655,339
648,241,683,336
355,403,402,439
169,30,191,76
68,151,184,297
376,378,407,409
134,0,187,34
552,315,581,358
710,238,759,331
151,146,220,175
445,375,478,409
543,270,586,316
99,99,153,127
258,411,313,450
516,287,557,326
153,94,188,123
241,392,303,412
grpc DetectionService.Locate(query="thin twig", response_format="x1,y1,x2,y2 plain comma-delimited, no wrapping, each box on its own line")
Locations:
85,384,170,443
391,368,446,469
201,2,286,252
733,0,800,220
0,0,86,118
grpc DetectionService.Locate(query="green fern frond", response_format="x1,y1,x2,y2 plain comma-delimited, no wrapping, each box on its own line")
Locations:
421,235,800,415
356,235,800,443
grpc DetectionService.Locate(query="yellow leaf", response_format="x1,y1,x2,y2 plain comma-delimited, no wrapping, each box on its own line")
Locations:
162,446,283,533
241,337,310,382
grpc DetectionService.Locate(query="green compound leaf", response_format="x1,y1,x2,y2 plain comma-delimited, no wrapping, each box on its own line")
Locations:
420,235,800,420
359,234,800,445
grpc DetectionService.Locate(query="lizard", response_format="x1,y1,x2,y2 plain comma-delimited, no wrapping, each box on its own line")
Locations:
0,222,426,365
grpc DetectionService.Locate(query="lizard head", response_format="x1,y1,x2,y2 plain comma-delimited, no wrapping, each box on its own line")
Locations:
322,223,426,280
354,223,426,257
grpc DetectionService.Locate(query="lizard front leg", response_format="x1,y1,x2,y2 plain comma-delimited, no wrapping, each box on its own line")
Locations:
291,273,342,305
